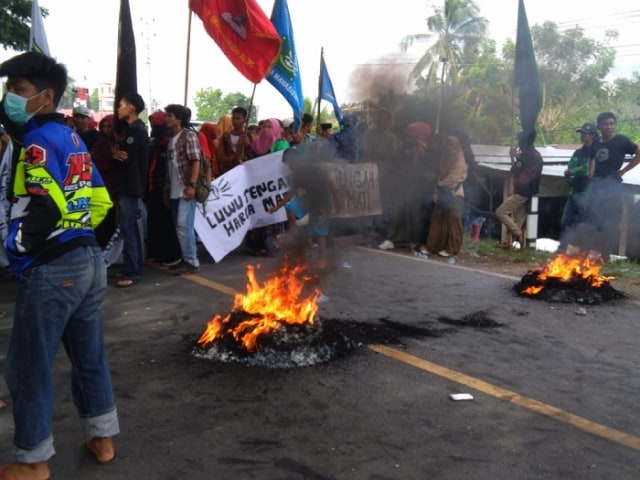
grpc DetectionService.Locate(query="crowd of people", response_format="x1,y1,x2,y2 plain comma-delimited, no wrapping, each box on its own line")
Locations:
557,112,640,258
495,113,640,259
2,48,640,479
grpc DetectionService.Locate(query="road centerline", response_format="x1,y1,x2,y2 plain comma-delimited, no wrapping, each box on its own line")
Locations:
177,267,640,453
369,343,640,453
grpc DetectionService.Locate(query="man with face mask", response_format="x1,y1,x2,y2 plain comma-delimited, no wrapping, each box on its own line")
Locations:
0,52,119,480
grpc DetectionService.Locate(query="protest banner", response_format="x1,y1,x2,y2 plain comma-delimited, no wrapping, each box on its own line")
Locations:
195,151,290,262
324,162,381,218
194,151,382,262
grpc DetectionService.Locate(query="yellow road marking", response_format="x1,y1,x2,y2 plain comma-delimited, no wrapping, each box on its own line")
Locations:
369,344,640,452
180,273,237,296
149,263,237,296
174,264,640,453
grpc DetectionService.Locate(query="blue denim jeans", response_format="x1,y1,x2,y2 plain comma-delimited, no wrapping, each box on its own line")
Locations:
559,193,587,250
4,245,119,463
118,194,143,279
170,198,199,267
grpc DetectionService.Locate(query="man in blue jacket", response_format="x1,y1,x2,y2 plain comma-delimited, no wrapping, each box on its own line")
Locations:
0,52,119,480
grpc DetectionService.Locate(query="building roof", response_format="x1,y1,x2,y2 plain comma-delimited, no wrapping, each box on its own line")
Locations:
472,144,640,188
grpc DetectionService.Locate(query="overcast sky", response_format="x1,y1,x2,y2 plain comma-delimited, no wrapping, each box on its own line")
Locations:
2,0,639,120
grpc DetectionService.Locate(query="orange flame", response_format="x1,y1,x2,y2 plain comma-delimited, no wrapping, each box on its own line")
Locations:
521,252,614,295
198,261,321,352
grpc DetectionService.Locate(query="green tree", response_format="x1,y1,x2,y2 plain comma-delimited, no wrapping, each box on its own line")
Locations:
401,0,488,132
401,0,487,87
526,22,617,144
0,0,48,52
453,39,513,143
193,88,251,122
610,73,640,141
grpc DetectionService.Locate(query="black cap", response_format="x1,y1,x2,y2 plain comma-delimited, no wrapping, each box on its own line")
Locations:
576,122,597,135
320,123,332,130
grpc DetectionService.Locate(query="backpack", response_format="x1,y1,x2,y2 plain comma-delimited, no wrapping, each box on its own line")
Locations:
194,149,212,204
176,130,212,204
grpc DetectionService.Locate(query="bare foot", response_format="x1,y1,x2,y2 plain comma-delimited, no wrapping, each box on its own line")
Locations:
85,437,116,464
0,461,50,480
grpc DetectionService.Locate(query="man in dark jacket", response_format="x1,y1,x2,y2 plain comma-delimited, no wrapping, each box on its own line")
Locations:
495,131,543,247
113,91,149,287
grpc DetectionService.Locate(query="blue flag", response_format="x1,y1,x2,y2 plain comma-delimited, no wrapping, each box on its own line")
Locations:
267,0,303,126
319,54,342,124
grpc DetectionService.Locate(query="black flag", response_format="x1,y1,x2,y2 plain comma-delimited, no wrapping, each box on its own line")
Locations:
114,0,137,131
514,0,541,145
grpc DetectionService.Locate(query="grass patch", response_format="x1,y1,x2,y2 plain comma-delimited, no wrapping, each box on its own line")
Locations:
601,260,640,285
462,237,554,264
463,237,640,284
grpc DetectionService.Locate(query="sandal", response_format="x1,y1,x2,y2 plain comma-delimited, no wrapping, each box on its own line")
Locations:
115,278,138,288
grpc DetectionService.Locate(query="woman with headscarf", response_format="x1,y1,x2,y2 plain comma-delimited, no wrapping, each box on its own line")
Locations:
378,122,435,251
90,114,118,248
251,118,283,157
213,114,233,176
199,122,218,177
425,133,468,257
246,118,290,255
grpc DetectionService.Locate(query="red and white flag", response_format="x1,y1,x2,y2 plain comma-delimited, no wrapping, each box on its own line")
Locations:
190,0,281,84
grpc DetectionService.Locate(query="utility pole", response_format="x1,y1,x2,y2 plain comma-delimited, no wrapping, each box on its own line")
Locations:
141,17,156,113
435,56,448,134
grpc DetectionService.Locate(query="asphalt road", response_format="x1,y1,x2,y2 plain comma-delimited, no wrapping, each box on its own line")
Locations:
1,245,639,479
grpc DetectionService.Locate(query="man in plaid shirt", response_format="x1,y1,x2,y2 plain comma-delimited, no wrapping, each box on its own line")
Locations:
163,104,202,274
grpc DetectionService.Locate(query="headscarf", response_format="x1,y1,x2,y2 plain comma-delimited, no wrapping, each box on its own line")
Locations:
199,122,217,157
251,118,282,156
90,114,117,195
98,114,116,141
149,110,166,127
405,122,431,154
217,114,233,136
149,110,168,139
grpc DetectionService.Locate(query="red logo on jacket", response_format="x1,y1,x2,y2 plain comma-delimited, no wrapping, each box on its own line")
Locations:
24,144,47,167
63,152,92,187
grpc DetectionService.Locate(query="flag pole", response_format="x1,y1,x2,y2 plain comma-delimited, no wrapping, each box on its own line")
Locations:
183,7,193,106
247,83,258,129
316,48,323,132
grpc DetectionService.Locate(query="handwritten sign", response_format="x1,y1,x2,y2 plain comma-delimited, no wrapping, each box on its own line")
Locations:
325,162,381,218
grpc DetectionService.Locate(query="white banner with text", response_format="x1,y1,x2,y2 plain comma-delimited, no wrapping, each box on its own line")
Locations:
194,151,381,262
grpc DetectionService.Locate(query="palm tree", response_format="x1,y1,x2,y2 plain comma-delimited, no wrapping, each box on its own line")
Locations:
401,0,488,87
401,0,487,131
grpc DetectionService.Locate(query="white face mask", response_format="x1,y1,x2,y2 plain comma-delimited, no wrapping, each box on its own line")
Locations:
3,90,45,125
